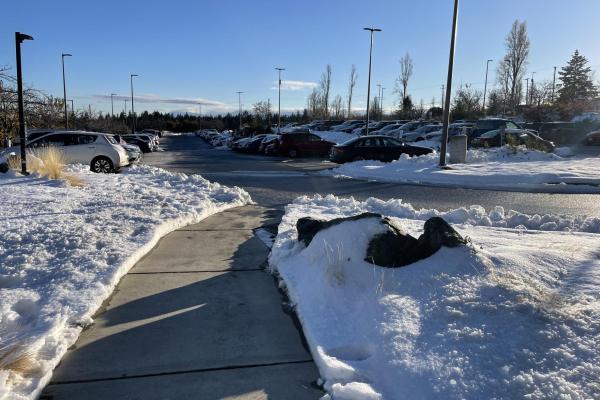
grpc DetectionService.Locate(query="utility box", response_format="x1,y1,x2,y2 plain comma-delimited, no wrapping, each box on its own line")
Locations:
448,135,467,164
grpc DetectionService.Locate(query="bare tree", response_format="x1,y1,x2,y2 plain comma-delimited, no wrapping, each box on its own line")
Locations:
252,100,271,122
502,20,530,111
347,64,357,118
395,53,413,107
332,95,344,119
307,88,322,118
319,64,332,119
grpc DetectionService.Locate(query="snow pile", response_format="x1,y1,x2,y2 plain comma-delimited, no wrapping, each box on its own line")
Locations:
572,112,600,123
323,146,600,193
269,195,600,399
0,165,251,400
312,130,358,145
280,195,600,233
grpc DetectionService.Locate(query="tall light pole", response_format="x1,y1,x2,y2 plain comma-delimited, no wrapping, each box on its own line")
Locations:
237,91,244,134
130,74,138,134
110,93,117,118
61,53,72,129
15,32,33,175
439,0,459,167
530,72,536,105
551,66,557,103
376,84,382,121
441,85,445,112
381,87,385,118
524,78,529,105
69,99,74,115
275,67,285,133
482,59,493,116
363,27,381,136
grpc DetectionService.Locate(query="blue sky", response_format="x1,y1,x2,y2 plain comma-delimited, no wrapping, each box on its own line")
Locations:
2,0,599,115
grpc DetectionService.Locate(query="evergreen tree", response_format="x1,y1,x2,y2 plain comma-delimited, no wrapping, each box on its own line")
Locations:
558,50,598,103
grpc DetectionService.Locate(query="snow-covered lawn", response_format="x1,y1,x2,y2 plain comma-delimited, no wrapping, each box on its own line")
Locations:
0,165,251,400
269,195,600,400
312,130,358,145
323,147,600,193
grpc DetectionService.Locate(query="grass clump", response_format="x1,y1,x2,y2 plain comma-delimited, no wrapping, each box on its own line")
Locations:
7,147,83,186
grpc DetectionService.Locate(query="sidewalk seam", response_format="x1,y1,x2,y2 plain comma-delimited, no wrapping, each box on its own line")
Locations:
48,359,314,386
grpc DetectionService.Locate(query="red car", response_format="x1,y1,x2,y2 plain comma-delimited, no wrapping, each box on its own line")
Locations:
266,132,335,158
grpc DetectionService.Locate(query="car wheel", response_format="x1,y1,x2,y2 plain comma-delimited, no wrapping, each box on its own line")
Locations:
91,156,114,173
288,148,298,158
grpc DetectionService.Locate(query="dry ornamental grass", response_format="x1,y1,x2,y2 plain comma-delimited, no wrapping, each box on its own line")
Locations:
7,147,83,186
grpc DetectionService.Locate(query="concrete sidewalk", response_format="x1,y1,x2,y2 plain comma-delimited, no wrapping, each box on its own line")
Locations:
42,206,322,400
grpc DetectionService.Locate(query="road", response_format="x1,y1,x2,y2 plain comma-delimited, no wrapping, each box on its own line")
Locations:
144,135,600,217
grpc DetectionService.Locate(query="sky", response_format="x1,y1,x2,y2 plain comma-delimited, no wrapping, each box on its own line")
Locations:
2,0,599,116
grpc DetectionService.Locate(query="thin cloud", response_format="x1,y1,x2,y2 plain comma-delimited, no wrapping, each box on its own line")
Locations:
271,80,318,91
89,94,226,107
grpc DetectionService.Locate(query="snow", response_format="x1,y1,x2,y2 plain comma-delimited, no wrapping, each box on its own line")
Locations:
269,195,600,399
572,112,600,123
0,165,251,400
312,130,358,145
323,146,600,193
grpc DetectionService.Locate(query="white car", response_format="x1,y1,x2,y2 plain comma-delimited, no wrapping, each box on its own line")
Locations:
21,130,128,173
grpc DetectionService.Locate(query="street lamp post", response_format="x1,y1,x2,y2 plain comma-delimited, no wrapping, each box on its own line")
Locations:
439,0,459,167
530,72,536,105
61,53,72,129
376,84,382,120
275,67,285,133
110,93,117,118
15,32,33,175
551,66,557,103
363,27,381,136
482,59,493,116
381,87,385,118
525,78,529,105
236,91,244,134
69,99,74,116
130,74,138,134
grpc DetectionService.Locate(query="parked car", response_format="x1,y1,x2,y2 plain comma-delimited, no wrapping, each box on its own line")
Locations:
421,123,475,142
329,136,433,163
469,119,521,141
582,130,600,146
536,122,580,145
339,121,366,133
330,120,361,131
402,124,442,142
113,135,142,163
471,128,554,151
119,135,153,153
265,131,335,157
351,120,398,135
383,121,431,140
312,120,345,131
231,136,255,151
141,128,162,138
370,123,404,136
238,134,277,153
17,130,129,173
258,134,280,153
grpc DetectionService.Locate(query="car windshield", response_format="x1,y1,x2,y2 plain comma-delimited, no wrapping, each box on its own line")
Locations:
480,129,501,138
477,120,503,129
380,124,400,132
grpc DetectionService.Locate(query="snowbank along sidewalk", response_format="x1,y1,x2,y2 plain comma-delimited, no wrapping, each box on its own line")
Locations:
0,165,251,400
269,195,600,399
323,146,600,193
